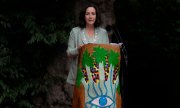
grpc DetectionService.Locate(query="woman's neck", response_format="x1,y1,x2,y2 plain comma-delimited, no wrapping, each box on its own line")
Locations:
85,25,95,37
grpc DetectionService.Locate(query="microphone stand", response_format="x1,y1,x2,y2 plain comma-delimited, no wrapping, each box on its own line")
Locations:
107,25,128,108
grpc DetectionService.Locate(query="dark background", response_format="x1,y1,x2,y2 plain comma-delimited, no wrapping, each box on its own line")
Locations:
114,0,179,108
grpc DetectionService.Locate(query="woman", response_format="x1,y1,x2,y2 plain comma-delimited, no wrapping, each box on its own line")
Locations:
66,4,124,108
66,4,109,86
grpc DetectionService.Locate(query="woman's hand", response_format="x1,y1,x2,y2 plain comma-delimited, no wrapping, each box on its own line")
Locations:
78,44,83,50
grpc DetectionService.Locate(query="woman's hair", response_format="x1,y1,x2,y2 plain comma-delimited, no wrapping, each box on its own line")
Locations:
78,3,102,28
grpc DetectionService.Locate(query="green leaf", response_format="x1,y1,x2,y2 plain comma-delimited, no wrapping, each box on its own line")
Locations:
109,50,120,66
18,100,35,108
76,67,84,87
92,46,108,64
82,49,93,67
117,83,121,95
0,80,7,90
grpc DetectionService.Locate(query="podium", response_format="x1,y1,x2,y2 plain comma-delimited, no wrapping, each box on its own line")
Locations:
72,43,122,108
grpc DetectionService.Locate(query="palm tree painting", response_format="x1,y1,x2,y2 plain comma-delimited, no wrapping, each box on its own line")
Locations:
73,43,122,108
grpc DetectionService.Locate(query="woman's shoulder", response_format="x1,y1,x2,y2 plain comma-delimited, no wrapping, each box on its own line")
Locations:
71,26,82,32
96,27,107,33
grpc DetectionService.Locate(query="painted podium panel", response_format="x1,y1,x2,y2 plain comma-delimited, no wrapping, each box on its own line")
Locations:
72,43,122,108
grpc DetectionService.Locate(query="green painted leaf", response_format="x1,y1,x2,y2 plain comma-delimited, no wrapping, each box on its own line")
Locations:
109,50,120,66
82,49,93,67
117,83,121,95
76,67,84,87
92,46,108,64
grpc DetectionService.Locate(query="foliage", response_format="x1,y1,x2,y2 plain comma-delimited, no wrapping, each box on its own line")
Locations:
24,15,73,45
0,0,75,107
0,44,37,108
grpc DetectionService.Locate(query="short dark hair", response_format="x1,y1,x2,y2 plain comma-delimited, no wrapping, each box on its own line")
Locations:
78,3,102,28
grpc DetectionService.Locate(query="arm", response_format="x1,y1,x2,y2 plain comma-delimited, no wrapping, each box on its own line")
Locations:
104,30,110,44
66,28,79,85
66,29,79,57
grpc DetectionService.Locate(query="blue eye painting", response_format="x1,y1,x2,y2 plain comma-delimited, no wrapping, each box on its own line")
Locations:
91,96,113,107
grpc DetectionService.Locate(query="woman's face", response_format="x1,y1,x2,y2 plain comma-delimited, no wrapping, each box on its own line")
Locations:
85,7,96,26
